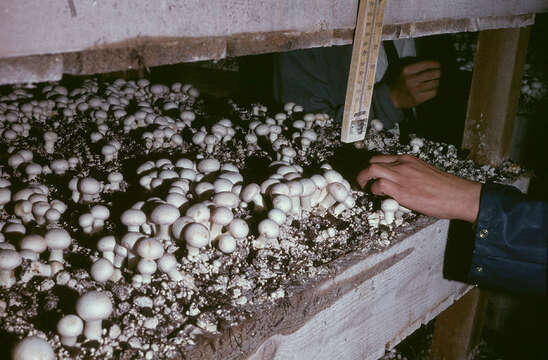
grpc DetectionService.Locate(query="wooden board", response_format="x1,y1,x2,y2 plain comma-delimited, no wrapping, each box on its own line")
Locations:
243,218,470,360
462,27,532,166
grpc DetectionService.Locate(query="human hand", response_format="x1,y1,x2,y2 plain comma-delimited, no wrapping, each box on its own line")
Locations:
356,154,481,223
388,60,441,109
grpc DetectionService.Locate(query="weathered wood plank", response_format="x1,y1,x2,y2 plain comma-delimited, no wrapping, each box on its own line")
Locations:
462,26,531,165
1,0,546,59
240,218,471,360
429,288,488,360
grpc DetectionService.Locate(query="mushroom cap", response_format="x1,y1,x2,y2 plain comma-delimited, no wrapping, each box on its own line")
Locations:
157,253,177,272
281,147,296,158
171,216,194,240
78,213,94,227
184,222,210,248
45,228,71,250
76,291,113,321
228,219,249,239
121,232,143,250
194,182,214,197
240,183,260,202
287,181,304,196
410,137,424,147
381,199,399,212
269,183,289,197
57,314,84,337
12,336,55,360
91,258,114,282
186,203,210,224
211,207,233,226
20,234,47,253
0,249,22,270
78,177,101,195
300,178,316,196
213,178,233,193
197,158,220,174
323,170,343,184
150,203,179,226
121,209,147,227
258,219,280,238
218,171,243,185
97,235,116,252
218,234,236,254
268,208,287,225
327,182,348,202
91,205,110,220
136,238,164,260
310,174,327,188
213,192,239,208
272,195,292,213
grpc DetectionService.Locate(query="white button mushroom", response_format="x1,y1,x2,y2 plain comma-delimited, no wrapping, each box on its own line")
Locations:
218,234,236,254
45,228,71,263
91,205,110,232
97,235,116,262
149,204,179,241
43,131,58,153
410,137,425,153
76,291,113,340
228,218,249,240
12,336,55,360
319,182,348,210
381,199,399,225
240,183,265,212
91,258,114,282
0,249,22,287
57,314,84,346
121,209,147,233
254,219,280,249
210,207,233,241
157,253,183,282
183,222,210,258
78,177,101,203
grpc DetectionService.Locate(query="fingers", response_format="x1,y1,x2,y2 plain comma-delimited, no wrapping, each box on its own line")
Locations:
356,163,397,188
416,79,439,93
409,69,441,84
414,90,437,104
369,154,401,163
402,60,440,76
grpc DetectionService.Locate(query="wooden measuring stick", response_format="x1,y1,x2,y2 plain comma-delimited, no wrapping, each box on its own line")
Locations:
341,0,387,143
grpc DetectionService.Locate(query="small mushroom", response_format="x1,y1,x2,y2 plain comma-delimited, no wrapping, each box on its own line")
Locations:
12,336,55,360
0,249,22,287
381,199,399,225
183,222,210,258
45,228,71,263
76,291,113,340
57,314,84,346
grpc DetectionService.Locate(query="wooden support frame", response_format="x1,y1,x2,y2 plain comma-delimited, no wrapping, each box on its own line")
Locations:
429,26,532,360
462,26,532,166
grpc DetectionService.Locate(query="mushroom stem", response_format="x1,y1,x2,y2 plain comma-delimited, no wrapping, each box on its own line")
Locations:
83,320,103,340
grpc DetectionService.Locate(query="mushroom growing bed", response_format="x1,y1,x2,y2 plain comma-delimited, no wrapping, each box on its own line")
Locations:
0,78,523,359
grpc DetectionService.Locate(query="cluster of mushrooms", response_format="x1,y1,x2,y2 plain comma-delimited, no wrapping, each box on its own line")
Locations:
0,76,418,359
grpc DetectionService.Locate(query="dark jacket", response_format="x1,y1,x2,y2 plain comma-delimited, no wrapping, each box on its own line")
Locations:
469,183,547,295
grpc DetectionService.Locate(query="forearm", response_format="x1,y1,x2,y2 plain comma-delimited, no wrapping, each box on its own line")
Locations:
468,183,547,295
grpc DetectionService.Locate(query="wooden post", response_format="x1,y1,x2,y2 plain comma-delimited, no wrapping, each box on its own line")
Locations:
430,26,531,360
430,288,487,360
461,26,531,166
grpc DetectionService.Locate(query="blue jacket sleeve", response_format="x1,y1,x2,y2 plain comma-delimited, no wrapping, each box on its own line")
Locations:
468,183,547,295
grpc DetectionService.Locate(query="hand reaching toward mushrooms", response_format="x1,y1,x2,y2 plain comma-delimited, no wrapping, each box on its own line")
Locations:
356,154,481,223
387,60,441,109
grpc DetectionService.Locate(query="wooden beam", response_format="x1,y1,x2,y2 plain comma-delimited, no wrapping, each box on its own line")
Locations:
462,26,531,165
429,288,488,360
